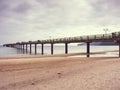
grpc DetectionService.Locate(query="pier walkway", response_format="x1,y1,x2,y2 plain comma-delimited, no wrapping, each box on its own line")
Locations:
3,32,120,57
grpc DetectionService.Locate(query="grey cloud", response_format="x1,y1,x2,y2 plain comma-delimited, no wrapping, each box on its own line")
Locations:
0,0,8,11
13,2,32,13
36,0,59,8
0,0,11,17
85,0,120,26
0,0,32,18
90,0,120,17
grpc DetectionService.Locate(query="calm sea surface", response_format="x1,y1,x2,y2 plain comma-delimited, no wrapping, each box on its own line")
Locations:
0,45,119,57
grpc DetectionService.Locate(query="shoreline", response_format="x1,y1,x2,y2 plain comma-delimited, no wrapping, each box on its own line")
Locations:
0,50,119,59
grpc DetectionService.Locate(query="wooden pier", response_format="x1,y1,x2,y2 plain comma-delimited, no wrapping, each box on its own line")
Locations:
3,32,120,57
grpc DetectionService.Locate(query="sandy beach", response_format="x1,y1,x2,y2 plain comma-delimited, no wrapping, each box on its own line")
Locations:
0,53,120,90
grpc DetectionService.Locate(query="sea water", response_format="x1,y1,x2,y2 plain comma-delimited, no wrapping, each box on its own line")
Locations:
0,45,119,57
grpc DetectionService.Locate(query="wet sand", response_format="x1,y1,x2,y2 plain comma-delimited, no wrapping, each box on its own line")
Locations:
0,53,120,90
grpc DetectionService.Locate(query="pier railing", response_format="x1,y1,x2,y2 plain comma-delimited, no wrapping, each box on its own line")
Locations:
27,33,119,44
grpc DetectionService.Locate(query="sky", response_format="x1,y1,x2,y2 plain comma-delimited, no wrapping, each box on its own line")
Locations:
0,0,120,44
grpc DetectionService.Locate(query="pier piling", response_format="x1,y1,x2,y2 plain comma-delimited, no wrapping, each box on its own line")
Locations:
30,44,32,54
51,43,54,54
23,44,25,53
41,44,44,55
86,42,90,58
20,44,22,50
35,44,37,54
26,44,28,53
65,43,68,54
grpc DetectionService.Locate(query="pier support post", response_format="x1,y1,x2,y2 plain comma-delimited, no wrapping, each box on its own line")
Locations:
51,43,54,54
23,44,25,53
18,45,20,49
14,45,16,48
41,44,44,55
23,44,25,50
30,44,32,54
35,44,37,55
26,44,28,53
21,45,22,49
86,42,90,58
65,43,68,54
20,44,22,50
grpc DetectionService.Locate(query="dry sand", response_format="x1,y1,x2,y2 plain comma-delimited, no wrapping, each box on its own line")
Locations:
0,53,120,90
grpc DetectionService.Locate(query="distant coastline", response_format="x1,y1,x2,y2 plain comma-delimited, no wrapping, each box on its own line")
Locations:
78,42,118,46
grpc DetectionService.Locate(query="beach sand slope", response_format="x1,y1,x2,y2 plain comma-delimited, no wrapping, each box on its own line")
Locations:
0,55,120,90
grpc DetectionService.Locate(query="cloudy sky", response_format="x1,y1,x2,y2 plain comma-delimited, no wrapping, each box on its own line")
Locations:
0,0,120,44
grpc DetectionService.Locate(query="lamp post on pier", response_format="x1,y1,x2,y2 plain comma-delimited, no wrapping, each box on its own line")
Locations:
103,28,109,35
